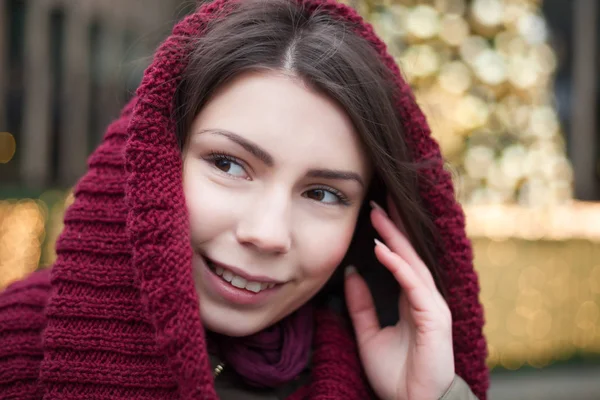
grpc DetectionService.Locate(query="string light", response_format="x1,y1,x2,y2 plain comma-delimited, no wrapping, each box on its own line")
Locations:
471,229,600,369
361,0,572,207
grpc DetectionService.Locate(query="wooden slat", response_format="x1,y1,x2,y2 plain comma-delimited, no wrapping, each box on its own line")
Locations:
21,1,52,187
571,0,599,200
58,5,90,186
0,1,6,129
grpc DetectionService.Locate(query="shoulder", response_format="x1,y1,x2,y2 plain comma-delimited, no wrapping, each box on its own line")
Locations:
0,269,52,399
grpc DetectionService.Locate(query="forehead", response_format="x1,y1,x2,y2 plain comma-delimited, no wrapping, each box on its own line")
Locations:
191,71,371,175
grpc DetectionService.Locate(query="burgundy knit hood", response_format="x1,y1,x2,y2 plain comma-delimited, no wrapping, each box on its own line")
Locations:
34,1,488,399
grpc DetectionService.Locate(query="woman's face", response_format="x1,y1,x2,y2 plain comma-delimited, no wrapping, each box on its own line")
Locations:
183,71,371,336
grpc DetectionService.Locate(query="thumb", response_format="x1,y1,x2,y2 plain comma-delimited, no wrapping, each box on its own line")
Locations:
344,266,381,345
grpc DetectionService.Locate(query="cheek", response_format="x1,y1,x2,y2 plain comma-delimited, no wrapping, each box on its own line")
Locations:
183,161,233,242
297,217,356,281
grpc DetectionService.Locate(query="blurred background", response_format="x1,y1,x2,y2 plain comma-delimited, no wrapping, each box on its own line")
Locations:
0,0,598,398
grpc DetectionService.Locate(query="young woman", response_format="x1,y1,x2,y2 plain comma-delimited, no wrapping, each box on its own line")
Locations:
0,0,488,399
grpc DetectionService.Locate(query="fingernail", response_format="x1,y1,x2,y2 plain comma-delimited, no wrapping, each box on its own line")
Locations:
345,265,357,277
369,200,388,216
374,238,389,251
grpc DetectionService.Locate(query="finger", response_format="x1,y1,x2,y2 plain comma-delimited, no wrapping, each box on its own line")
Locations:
370,206,437,290
384,196,430,276
386,195,407,234
374,240,436,313
385,196,448,305
344,266,381,345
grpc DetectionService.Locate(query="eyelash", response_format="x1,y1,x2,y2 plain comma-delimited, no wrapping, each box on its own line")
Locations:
307,185,351,206
206,151,242,164
205,151,249,174
204,151,351,206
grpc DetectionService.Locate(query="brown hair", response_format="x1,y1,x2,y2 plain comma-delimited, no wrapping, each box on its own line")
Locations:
175,0,443,324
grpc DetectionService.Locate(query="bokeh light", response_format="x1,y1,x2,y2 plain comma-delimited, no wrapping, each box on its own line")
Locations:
0,132,16,163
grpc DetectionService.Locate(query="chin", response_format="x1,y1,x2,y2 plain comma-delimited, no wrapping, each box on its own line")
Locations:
206,321,259,337
200,303,274,337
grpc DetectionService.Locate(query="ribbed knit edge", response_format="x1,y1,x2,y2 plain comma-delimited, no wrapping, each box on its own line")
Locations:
0,269,51,400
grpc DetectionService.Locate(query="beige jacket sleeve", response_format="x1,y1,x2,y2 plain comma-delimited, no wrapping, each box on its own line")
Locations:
439,375,480,400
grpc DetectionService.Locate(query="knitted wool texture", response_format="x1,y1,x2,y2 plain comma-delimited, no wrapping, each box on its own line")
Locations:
0,0,488,399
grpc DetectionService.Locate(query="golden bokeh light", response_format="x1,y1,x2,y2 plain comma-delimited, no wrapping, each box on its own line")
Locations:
361,0,573,207
0,132,17,163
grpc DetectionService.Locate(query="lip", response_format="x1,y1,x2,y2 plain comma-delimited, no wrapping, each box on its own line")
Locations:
205,258,284,284
195,253,283,306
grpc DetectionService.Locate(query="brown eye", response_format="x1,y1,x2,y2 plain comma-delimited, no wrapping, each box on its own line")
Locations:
303,188,345,205
215,159,232,172
207,154,248,178
306,189,326,201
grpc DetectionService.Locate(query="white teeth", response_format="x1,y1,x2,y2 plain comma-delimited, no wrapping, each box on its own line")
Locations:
222,270,234,282
211,263,279,293
246,282,262,293
231,276,248,289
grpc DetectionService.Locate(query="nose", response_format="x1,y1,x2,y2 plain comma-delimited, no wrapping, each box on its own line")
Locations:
235,190,292,255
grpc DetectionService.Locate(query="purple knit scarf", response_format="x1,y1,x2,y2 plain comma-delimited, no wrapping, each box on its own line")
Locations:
212,303,314,388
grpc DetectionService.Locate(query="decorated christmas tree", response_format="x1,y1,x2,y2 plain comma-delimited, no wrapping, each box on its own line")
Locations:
347,0,572,206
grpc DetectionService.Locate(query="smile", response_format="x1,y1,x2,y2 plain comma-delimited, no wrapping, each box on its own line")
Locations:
206,259,278,293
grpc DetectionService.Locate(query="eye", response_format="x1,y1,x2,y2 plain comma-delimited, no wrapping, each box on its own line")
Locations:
304,187,350,206
206,153,248,179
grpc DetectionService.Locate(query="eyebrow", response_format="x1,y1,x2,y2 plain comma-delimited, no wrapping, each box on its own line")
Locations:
199,128,364,187
307,169,365,188
201,129,274,166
